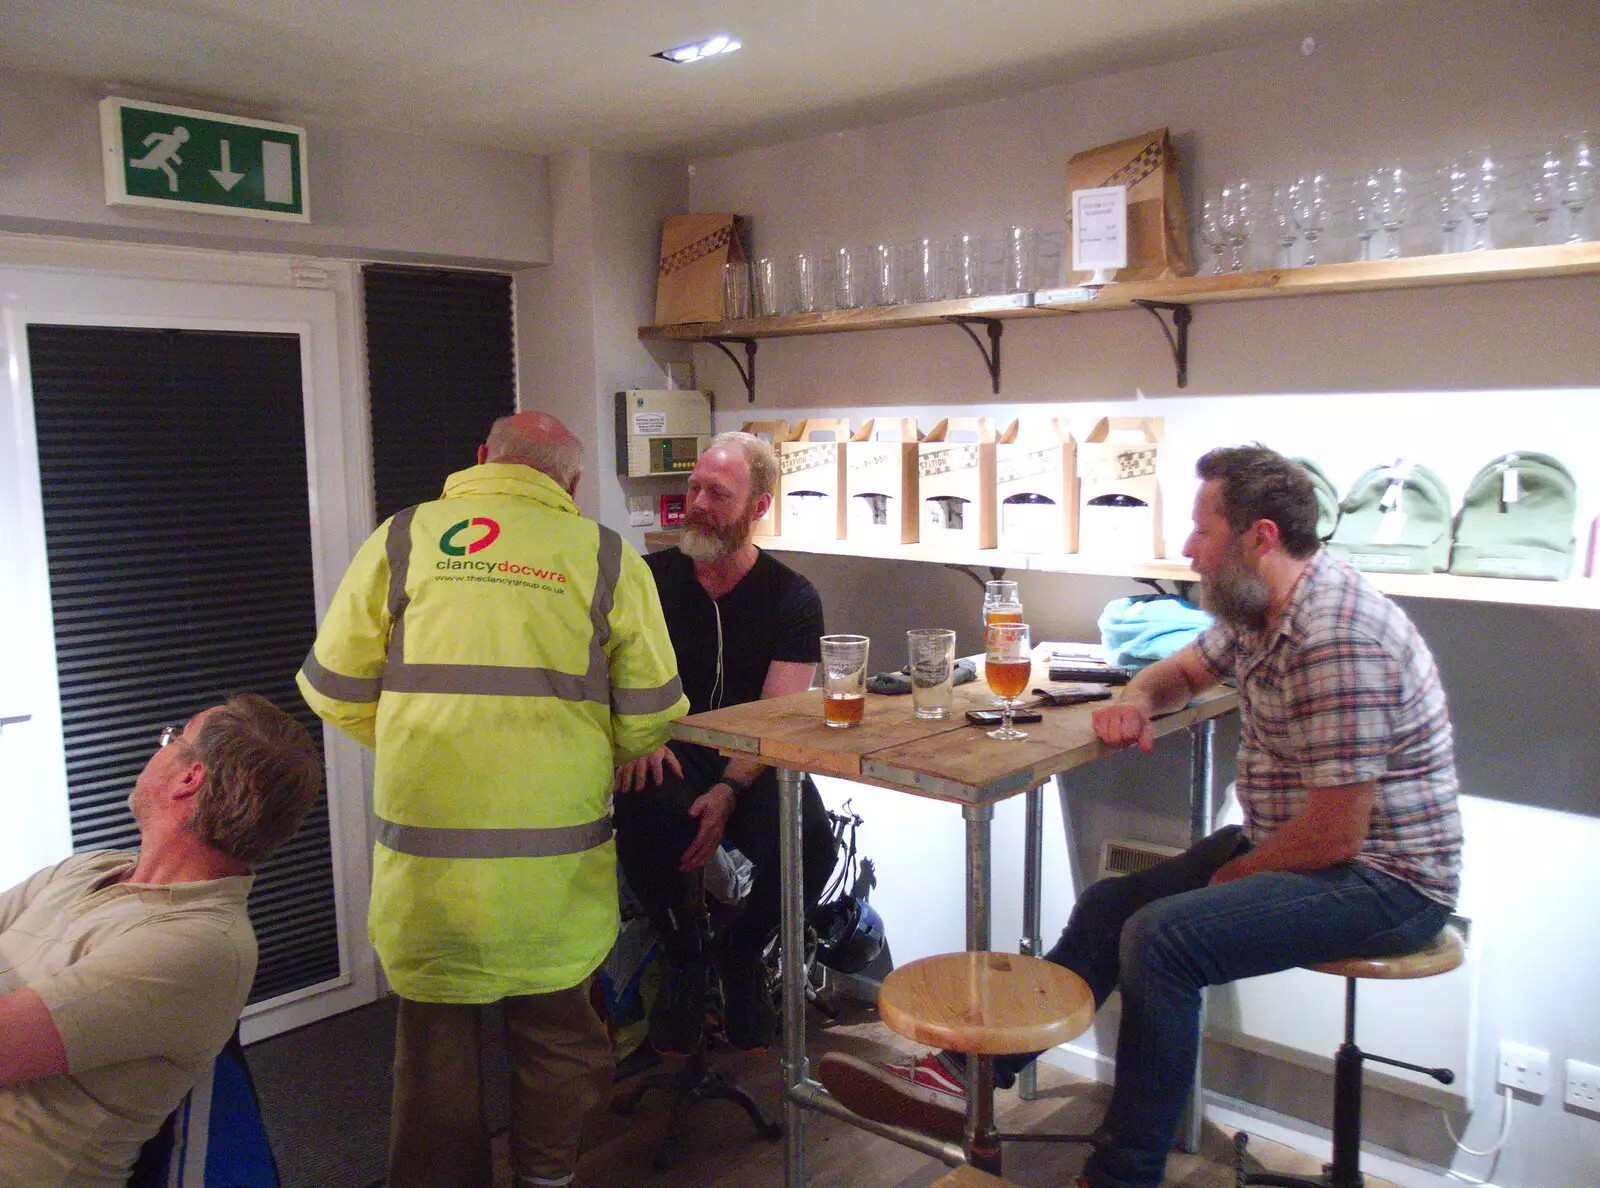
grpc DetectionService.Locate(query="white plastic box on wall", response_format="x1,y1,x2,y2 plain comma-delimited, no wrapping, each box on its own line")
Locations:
918,417,998,549
779,418,851,540
1078,417,1164,559
997,417,1078,554
846,418,921,545
740,419,794,538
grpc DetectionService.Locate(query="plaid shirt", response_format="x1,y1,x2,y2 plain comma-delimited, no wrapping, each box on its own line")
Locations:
1194,549,1462,906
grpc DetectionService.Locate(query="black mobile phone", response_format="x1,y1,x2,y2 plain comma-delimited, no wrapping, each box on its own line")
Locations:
965,709,1043,726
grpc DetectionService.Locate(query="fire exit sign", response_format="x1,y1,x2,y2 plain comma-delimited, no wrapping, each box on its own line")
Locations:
99,97,310,223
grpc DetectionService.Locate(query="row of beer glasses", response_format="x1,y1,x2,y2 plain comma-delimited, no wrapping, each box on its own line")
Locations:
1198,133,1596,272
815,578,1034,742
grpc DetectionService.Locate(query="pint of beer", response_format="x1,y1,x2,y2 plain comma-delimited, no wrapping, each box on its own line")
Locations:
819,634,870,729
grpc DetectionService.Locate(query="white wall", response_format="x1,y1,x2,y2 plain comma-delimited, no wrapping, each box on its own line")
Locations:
678,3,1600,1184
0,64,551,268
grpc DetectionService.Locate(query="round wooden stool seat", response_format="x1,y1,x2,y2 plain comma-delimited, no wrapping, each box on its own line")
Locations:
1309,924,1464,980
878,951,1094,1056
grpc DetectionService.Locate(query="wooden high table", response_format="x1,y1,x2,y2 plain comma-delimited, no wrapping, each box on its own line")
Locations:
669,661,1239,1186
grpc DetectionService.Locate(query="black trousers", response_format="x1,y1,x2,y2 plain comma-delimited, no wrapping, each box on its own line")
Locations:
613,740,837,960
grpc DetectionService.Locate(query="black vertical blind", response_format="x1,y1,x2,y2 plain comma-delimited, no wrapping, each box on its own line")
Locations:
363,265,516,522
28,325,340,1004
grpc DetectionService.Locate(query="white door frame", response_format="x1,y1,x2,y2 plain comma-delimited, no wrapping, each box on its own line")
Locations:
0,235,379,1039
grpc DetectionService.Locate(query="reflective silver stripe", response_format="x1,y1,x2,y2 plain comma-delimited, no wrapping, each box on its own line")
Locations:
385,507,416,622
299,647,382,703
586,526,622,684
375,815,613,859
383,662,607,702
611,674,684,716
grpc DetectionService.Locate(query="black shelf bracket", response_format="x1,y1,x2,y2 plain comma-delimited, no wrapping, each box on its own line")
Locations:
1132,300,1193,388
944,316,1004,395
944,563,1010,591
708,337,758,401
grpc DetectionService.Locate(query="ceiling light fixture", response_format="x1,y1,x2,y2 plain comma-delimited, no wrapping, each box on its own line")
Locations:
653,35,742,64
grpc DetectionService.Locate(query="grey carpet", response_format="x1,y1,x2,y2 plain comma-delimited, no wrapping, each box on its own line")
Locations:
247,996,510,1188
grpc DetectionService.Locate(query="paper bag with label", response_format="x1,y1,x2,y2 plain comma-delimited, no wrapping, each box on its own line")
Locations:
1078,417,1164,559
997,418,1078,554
918,418,997,549
779,419,851,540
846,418,921,545
654,213,748,325
1064,129,1192,284
740,421,795,537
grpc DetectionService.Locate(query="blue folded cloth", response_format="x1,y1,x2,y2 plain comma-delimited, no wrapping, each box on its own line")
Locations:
1097,595,1212,671
865,657,978,695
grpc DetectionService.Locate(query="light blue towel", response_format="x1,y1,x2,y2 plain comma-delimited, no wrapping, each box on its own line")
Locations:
1098,595,1213,671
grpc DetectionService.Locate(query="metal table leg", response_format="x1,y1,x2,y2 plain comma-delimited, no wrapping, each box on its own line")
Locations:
1179,719,1217,1154
962,802,1000,1171
778,767,807,1187
1017,784,1044,1101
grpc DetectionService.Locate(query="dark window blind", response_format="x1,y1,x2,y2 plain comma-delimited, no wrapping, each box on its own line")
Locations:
363,265,516,522
28,325,341,1004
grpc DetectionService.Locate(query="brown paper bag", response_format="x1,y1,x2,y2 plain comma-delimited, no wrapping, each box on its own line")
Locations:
654,213,748,325
1064,129,1192,284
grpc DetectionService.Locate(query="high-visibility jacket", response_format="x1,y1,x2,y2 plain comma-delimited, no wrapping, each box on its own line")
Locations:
297,464,687,1003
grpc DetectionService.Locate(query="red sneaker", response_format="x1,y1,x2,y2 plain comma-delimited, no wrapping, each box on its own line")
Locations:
816,1050,966,1141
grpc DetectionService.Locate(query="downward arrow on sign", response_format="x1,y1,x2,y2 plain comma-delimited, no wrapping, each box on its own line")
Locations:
210,140,245,191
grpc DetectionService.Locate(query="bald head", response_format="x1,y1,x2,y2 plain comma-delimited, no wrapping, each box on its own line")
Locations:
480,412,583,493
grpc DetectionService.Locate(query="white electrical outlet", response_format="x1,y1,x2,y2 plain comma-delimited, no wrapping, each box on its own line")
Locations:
1499,1040,1551,1094
1566,1059,1600,1111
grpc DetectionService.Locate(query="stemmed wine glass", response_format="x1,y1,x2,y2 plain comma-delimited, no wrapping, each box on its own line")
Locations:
1521,146,1563,245
983,622,1032,741
1293,173,1329,266
1265,181,1300,268
1220,181,1254,272
1375,165,1411,259
1432,161,1468,253
1345,172,1383,262
982,580,1023,706
1560,133,1596,243
1198,192,1229,275
1462,151,1497,252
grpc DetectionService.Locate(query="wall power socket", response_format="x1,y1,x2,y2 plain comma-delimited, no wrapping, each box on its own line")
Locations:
1566,1058,1600,1111
1499,1040,1550,1094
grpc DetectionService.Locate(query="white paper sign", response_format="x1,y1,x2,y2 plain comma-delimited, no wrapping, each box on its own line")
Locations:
1072,185,1128,281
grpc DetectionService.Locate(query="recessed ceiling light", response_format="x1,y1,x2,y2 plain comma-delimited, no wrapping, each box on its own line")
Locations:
653,35,742,64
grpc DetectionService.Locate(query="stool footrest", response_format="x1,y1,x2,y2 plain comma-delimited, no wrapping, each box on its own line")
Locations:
994,1129,1098,1145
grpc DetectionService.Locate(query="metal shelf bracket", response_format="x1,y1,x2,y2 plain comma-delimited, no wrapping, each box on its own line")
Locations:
1132,300,1193,388
708,337,758,401
944,563,1009,591
944,316,1004,395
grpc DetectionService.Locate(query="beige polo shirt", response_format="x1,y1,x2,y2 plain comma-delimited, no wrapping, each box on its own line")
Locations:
0,851,256,1188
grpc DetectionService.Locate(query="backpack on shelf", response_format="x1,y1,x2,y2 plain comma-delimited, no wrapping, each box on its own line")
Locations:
1292,456,1341,542
1326,460,1452,575
1449,452,1578,581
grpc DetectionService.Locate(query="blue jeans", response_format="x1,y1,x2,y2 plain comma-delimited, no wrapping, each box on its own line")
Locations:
992,826,1451,1188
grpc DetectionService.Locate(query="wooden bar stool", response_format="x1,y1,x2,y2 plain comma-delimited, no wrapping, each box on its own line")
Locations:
1235,925,1465,1188
878,951,1096,1174
931,1165,1020,1187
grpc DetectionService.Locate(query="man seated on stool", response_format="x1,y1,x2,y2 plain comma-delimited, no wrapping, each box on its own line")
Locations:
614,431,837,1055
820,444,1462,1188
0,695,322,1188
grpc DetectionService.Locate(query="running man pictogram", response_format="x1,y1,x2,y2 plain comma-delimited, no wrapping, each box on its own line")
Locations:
129,126,189,191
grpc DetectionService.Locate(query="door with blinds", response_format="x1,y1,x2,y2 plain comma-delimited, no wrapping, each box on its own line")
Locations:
0,254,378,1040
28,324,341,1005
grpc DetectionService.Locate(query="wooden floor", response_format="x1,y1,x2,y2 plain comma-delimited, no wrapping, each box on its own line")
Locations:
492,1000,1398,1188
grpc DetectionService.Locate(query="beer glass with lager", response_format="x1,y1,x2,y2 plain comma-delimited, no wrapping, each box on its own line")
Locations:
820,634,870,728
982,580,1022,705
983,622,1032,740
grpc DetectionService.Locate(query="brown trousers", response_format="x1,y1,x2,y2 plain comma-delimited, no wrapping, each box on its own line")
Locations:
386,979,613,1188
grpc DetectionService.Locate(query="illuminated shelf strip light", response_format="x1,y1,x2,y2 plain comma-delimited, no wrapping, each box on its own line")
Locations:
653,35,742,64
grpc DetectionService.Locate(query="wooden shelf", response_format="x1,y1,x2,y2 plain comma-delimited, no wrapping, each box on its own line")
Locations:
746,534,1600,610
638,241,1600,342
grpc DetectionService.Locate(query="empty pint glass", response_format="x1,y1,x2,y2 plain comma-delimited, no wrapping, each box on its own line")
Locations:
820,634,870,728
907,628,957,720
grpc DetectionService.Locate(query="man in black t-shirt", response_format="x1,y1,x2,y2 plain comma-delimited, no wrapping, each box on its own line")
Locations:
615,432,837,1055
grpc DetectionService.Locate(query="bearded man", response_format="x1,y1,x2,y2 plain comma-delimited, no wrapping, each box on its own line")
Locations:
614,431,837,1056
819,444,1462,1188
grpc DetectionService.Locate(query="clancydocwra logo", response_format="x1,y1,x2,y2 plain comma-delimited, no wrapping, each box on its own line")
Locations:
438,517,500,556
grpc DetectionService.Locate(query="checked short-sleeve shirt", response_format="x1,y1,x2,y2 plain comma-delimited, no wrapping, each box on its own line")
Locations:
1194,549,1462,907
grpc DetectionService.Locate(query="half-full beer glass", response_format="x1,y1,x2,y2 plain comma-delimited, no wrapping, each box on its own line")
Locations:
983,622,1032,740
820,634,870,728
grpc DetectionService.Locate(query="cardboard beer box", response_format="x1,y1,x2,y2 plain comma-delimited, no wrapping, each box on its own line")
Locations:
996,418,1078,554
845,418,921,545
778,419,851,540
1078,417,1164,559
918,418,997,550
653,212,748,325
1063,129,1193,285
740,420,794,537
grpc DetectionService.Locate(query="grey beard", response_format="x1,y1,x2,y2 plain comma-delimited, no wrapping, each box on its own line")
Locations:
679,522,747,562
1199,556,1271,633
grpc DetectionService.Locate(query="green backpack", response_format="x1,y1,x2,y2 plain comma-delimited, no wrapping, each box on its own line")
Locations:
1327,460,1452,574
1292,456,1341,542
1449,452,1577,581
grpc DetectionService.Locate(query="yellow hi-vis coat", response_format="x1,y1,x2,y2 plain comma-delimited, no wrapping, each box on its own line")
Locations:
297,464,688,1003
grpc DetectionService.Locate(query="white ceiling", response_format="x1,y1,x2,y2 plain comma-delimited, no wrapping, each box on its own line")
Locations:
0,0,1383,159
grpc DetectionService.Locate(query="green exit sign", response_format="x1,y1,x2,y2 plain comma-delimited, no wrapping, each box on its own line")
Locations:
99,97,310,223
